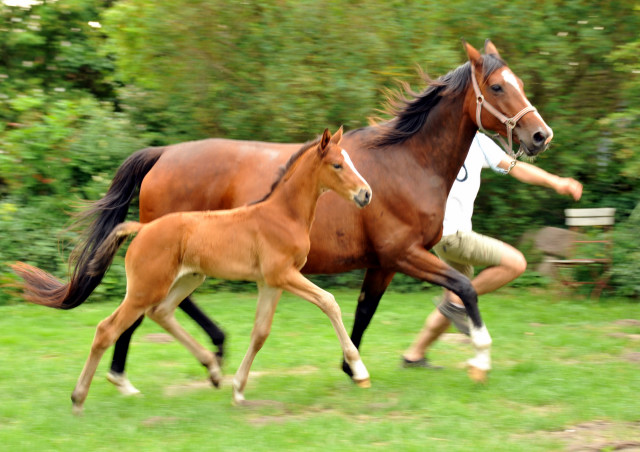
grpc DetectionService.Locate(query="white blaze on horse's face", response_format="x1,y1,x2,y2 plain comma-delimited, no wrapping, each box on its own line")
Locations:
341,149,367,185
341,149,372,207
501,68,554,145
500,68,522,94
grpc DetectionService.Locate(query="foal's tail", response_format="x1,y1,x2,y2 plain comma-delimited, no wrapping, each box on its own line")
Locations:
11,146,165,309
87,221,143,277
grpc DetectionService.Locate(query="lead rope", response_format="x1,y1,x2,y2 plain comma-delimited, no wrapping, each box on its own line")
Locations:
470,65,537,159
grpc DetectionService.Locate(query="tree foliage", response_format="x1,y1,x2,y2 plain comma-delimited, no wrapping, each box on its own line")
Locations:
1,0,639,301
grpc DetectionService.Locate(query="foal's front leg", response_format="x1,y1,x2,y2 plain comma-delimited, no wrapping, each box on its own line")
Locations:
277,270,370,388
232,282,282,405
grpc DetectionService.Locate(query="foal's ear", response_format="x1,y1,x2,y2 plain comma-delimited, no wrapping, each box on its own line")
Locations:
330,126,343,145
484,39,501,58
462,39,483,69
319,128,331,157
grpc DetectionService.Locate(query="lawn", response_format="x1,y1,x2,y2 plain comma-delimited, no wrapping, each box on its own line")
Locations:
0,287,638,451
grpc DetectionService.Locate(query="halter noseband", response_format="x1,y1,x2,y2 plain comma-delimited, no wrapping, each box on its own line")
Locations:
470,65,537,159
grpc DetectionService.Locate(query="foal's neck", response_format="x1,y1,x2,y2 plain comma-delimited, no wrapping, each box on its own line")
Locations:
266,152,323,228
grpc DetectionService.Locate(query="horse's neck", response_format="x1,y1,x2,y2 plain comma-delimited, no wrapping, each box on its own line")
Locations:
412,92,477,190
266,154,322,228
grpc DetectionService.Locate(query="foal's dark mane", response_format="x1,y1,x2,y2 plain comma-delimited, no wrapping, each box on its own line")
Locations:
372,55,506,148
249,136,322,205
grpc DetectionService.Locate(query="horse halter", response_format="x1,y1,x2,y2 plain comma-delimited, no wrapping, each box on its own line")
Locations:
470,65,537,159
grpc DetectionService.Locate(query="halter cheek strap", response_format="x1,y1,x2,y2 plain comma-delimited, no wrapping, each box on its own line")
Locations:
470,65,537,159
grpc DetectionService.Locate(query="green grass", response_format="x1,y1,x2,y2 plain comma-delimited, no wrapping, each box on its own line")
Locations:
0,288,638,451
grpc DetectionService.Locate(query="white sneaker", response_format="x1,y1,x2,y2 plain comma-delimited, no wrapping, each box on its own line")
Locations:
106,371,141,396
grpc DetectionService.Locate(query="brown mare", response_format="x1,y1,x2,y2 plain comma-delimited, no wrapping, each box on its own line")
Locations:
14,128,373,412
13,40,553,388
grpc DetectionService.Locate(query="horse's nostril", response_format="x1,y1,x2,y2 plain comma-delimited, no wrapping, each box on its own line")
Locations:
533,131,546,146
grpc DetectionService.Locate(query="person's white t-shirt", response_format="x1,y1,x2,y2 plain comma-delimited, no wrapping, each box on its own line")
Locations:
441,133,510,236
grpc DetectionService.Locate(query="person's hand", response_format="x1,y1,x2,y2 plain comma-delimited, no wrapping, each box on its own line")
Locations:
556,177,583,201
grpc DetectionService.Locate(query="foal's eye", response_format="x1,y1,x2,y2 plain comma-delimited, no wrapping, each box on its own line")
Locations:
490,84,503,93
332,163,343,170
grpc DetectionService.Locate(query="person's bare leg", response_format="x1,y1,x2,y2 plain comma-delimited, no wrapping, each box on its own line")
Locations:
449,243,526,305
403,309,451,362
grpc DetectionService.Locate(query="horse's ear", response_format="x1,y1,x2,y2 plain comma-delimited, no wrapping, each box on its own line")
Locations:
330,126,343,145
462,39,483,69
319,128,331,157
484,39,501,57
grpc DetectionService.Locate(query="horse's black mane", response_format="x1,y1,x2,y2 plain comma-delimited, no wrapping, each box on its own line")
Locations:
372,54,506,148
249,136,322,205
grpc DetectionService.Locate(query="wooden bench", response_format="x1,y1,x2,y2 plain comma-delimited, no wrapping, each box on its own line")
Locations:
547,208,616,298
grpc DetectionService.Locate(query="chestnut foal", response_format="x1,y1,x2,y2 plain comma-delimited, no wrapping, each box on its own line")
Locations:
14,128,372,413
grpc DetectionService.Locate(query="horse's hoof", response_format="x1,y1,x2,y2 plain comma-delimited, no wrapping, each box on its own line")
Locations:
106,371,141,396
467,366,488,383
207,362,223,389
209,375,221,389
72,403,84,416
353,377,371,388
231,388,245,406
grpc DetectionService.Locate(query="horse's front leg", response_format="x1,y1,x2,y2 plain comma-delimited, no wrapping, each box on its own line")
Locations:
342,268,395,378
395,245,491,382
232,282,282,405
276,270,370,388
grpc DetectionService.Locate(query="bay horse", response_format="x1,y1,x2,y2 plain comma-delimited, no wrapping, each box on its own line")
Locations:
14,128,373,412
13,40,553,387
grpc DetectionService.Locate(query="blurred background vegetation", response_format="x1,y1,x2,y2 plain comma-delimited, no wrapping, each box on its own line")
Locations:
1,0,639,302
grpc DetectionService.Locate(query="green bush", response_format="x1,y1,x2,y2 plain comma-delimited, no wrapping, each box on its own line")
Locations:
0,93,145,305
611,202,640,298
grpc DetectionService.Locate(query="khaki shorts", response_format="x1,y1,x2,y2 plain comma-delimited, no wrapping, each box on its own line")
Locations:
432,230,505,279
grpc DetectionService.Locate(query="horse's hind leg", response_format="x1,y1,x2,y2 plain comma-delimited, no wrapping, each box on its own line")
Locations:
146,273,222,387
179,296,226,364
395,245,491,382
71,303,145,414
232,282,282,405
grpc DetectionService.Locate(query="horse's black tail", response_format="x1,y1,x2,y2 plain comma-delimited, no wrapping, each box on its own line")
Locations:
12,146,166,309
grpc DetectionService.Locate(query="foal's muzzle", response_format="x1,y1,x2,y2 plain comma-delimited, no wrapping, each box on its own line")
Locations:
354,187,372,208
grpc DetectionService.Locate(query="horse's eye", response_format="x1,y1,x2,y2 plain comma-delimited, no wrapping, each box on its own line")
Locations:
332,163,343,170
490,84,503,93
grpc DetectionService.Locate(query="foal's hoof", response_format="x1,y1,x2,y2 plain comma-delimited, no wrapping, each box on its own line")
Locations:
467,366,488,384
72,403,84,416
208,367,223,389
353,377,371,389
210,376,221,388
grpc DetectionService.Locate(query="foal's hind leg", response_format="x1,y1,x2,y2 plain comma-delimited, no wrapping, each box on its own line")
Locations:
146,273,223,388
232,282,282,405
71,303,146,414
276,270,370,388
